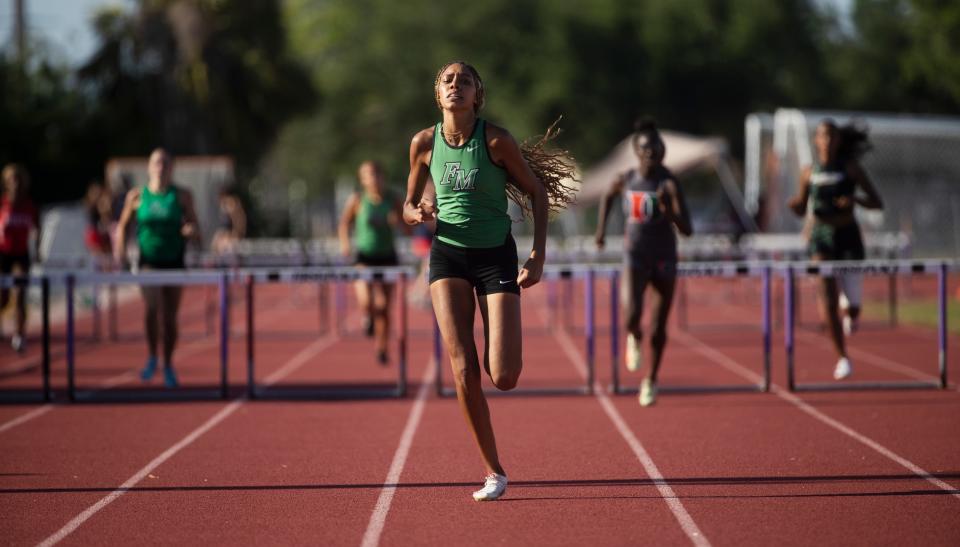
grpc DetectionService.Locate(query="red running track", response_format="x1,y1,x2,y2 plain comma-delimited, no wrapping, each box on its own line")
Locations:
1,278,959,546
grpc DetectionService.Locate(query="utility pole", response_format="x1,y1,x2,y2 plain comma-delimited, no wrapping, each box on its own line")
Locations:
13,0,26,65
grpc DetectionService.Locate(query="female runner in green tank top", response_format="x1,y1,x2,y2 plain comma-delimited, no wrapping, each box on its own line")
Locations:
338,160,405,364
788,120,883,381
114,148,201,388
403,61,575,502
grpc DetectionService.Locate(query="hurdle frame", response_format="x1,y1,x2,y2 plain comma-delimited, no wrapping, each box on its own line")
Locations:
0,274,52,402
245,266,412,400
432,266,599,397
784,259,953,392
608,262,773,395
64,270,230,402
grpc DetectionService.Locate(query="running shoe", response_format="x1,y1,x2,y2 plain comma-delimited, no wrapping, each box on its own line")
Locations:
639,378,657,407
833,357,852,380
11,334,25,353
163,367,179,388
140,356,158,381
472,473,508,501
625,334,643,372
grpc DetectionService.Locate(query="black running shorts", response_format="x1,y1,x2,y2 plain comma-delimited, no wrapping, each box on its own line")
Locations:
0,253,30,275
356,252,399,268
429,234,520,296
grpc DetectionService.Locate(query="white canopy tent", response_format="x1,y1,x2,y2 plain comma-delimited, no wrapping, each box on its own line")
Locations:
577,130,757,232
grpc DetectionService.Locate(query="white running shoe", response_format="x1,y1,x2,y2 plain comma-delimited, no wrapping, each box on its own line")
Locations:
625,334,643,372
11,334,25,353
833,357,852,380
639,378,657,407
472,473,508,501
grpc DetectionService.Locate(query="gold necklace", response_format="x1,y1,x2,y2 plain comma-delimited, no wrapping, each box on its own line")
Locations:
442,120,475,144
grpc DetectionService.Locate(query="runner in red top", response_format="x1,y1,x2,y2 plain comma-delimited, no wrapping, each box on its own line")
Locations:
1,164,41,353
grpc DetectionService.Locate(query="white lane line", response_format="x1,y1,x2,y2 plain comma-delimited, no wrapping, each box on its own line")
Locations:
720,298,945,383
0,406,54,435
0,299,294,436
0,339,214,437
36,400,243,547
795,330,937,382
554,326,711,547
360,361,435,547
673,329,960,501
36,333,340,547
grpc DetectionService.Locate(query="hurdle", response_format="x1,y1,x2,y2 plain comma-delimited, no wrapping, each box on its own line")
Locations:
783,259,955,392
432,265,603,397
64,270,230,402
245,266,413,399
607,262,773,395
0,274,52,402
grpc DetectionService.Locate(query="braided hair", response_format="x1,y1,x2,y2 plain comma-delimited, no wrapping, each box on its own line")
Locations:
433,61,578,218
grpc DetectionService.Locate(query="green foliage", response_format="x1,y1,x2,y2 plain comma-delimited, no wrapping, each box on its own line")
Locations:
79,0,317,182
826,0,960,112
0,59,104,203
0,1,316,207
4,0,959,214
278,0,837,194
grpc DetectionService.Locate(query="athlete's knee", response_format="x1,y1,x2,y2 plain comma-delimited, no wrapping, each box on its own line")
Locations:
491,367,520,391
451,362,481,393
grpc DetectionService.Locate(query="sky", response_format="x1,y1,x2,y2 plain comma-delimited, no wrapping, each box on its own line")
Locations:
1,0,854,67
0,0,131,65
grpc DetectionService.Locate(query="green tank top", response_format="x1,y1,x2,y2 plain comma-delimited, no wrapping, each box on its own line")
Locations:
810,163,856,220
137,185,184,263
429,119,510,248
354,192,395,257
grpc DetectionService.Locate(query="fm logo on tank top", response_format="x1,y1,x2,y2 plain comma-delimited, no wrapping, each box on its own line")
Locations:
438,162,478,192
625,190,659,224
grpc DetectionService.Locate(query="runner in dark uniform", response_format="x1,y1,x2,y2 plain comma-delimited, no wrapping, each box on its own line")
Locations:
788,119,883,380
596,119,692,406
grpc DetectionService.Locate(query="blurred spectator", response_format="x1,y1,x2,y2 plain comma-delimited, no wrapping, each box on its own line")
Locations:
211,184,247,259
110,173,135,260
84,179,113,269
0,164,41,353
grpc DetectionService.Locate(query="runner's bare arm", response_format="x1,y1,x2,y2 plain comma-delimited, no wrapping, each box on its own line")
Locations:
488,123,546,288
596,175,625,249
789,166,812,216
403,128,436,225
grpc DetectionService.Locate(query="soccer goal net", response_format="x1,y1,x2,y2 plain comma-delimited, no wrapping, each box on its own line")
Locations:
745,108,960,257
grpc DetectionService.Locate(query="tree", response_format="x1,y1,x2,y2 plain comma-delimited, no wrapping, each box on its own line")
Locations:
0,58,103,204
825,0,960,112
277,0,835,196
79,0,317,182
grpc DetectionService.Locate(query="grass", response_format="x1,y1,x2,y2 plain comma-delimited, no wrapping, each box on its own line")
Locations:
864,299,960,334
